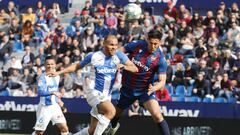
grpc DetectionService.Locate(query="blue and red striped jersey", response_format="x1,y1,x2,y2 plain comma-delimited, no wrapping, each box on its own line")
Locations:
122,40,167,91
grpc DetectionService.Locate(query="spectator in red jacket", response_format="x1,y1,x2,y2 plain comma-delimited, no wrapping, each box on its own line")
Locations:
156,87,171,101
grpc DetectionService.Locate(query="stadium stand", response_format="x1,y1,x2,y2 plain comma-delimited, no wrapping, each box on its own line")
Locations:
0,0,239,105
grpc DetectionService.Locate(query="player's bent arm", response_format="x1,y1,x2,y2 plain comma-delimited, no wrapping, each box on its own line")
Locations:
155,73,167,91
150,73,167,93
123,59,139,73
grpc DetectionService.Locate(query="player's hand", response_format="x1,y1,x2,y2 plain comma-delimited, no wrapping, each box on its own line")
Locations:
117,64,125,70
47,71,59,77
52,91,63,98
147,84,155,95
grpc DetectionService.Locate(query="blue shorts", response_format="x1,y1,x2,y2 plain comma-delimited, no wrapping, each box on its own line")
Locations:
117,86,156,110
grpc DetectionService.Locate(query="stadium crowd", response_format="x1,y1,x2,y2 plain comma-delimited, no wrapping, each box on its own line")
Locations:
0,0,239,104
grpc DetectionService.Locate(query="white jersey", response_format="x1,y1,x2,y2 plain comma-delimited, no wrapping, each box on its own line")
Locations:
80,50,128,96
37,73,60,106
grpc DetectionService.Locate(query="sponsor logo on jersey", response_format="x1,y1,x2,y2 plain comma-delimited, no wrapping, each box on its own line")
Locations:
132,57,150,71
97,68,117,74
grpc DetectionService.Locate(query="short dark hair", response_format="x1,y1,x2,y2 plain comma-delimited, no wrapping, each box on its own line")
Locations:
148,29,162,40
45,55,55,62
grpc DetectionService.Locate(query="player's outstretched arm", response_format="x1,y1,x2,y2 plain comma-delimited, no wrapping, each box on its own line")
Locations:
48,63,81,76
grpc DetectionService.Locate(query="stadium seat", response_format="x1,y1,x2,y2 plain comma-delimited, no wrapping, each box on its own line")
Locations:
213,97,226,103
228,97,237,103
165,84,174,95
202,97,212,103
0,90,10,96
175,85,186,96
186,85,193,96
171,95,185,102
185,96,201,102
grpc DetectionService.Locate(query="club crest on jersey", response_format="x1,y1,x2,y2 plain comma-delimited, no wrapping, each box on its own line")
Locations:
151,56,157,61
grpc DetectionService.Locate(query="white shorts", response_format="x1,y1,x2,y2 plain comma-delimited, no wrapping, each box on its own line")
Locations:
85,89,111,118
33,103,67,131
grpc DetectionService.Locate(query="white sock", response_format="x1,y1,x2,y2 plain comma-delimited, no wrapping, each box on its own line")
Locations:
61,132,69,135
94,114,110,135
31,131,36,135
74,127,89,135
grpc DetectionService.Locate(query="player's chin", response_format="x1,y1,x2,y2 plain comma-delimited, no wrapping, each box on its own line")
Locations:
109,50,116,55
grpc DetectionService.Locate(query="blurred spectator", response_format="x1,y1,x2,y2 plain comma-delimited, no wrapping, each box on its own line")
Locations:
94,18,108,39
184,62,197,86
156,88,171,101
164,30,178,57
72,70,84,98
80,10,93,28
2,56,22,77
35,1,46,18
226,21,240,47
21,7,36,24
7,68,23,96
202,11,214,28
117,20,128,44
128,20,143,42
189,12,202,28
95,2,106,17
128,100,145,117
207,32,219,48
71,10,81,25
20,68,34,91
192,21,204,40
46,2,61,28
212,74,223,96
166,59,173,84
172,63,184,87
221,49,235,75
194,38,207,58
177,21,191,39
203,19,220,40
219,73,233,99
163,1,178,22
21,45,35,69
0,34,13,64
82,0,94,17
192,72,211,98
59,67,74,98
32,57,45,74
21,20,34,45
25,86,37,97
82,27,98,53
208,61,224,84
106,8,117,28
6,1,20,17
32,23,44,49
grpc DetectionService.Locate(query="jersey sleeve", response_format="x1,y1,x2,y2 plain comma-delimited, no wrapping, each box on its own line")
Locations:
124,40,146,53
157,55,167,74
116,50,129,64
37,75,51,96
79,52,93,67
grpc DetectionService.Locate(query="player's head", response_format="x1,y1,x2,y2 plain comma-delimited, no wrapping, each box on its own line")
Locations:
45,55,56,72
147,30,162,53
103,35,118,56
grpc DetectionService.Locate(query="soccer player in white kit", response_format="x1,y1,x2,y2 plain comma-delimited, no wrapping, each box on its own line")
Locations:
49,35,138,135
32,56,69,135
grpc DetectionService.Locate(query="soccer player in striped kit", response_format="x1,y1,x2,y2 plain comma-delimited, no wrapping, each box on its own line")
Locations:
49,35,138,135
32,56,69,135
105,30,170,135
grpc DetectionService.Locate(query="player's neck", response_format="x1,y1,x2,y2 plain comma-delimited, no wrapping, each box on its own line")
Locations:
102,49,111,57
